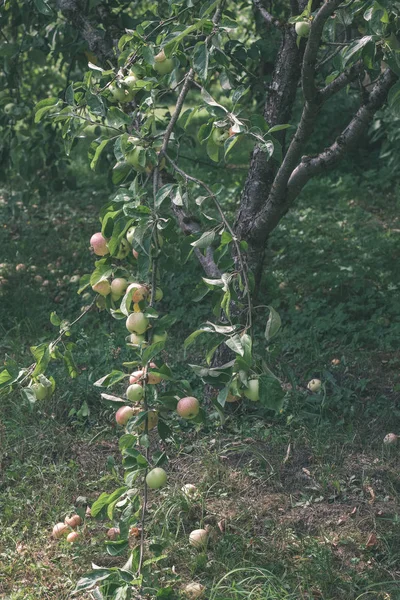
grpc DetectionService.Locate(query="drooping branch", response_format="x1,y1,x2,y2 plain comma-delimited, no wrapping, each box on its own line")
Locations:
287,68,397,201
57,0,115,64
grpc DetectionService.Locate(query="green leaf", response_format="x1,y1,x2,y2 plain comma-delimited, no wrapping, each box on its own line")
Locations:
191,230,215,248
225,334,244,356
34,0,53,15
193,42,209,80
157,420,172,441
94,370,127,387
388,81,400,116
206,136,220,162
265,306,282,341
107,107,131,128
50,312,61,326
75,570,113,592
258,375,285,413
21,387,37,406
30,343,51,376
142,341,166,365
90,139,110,170
184,328,211,351
268,123,292,133
156,184,176,208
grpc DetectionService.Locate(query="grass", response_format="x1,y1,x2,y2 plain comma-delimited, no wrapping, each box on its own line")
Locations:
0,163,400,598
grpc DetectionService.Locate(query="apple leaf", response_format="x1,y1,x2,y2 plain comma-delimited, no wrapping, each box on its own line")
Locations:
258,375,285,413
265,306,282,341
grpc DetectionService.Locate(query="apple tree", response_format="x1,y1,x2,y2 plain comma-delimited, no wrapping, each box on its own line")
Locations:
1,0,400,596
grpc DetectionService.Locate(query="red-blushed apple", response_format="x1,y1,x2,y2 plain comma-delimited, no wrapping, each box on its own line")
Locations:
53,523,69,539
189,529,208,548
90,232,109,256
147,363,162,385
126,383,144,403
129,370,144,384
127,282,148,303
307,378,321,392
146,467,167,489
154,49,175,75
67,531,80,543
107,527,120,540
243,379,259,402
183,582,205,598
116,405,135,426
176,397,200,419
126,312,149,334
64,514,82,528
16,263,27,272
92,280,111,296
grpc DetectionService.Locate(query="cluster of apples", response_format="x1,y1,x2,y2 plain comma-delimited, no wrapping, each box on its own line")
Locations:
108,49,175,105
52,514,82,543
90,229,137,265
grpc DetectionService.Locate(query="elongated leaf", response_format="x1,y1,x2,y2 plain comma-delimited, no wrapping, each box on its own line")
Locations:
225,334,244,356
191,230,215,248
90,139,110,170
94,370,127,388
258,375,285,413
193,42,209,80
265,306,282,341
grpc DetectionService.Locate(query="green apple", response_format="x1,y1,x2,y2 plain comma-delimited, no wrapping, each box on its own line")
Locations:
154,49,175,75
295,21,311,38
307,378,321,392
109,81,135,103
146,467,167,489
126,146,147,172
111,278,128,300
126,312,149,334
126,383,144,403
126,226,136,245
212,127,230,147
243,379,259,402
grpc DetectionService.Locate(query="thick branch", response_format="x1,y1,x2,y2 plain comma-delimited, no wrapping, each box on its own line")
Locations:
320,61,364,101
287,69,397,200
302,0,344,102
253,0,283,28
57,0,114,64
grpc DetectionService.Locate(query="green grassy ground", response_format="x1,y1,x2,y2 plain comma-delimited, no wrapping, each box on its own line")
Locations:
0,169,399,599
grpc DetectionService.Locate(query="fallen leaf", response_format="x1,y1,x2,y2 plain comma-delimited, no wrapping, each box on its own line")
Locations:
366,533,378,548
